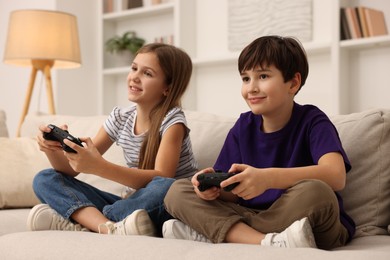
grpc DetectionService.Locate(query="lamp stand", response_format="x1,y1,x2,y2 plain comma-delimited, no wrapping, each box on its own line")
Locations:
16,59,55,137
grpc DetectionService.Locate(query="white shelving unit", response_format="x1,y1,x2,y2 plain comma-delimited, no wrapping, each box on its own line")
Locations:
97,0,196,114
97,0,390,118
338,0,390,114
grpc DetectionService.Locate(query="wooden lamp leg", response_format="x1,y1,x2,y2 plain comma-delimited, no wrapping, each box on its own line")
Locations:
44,64,56,114
16,67,38,137
16,60,55,137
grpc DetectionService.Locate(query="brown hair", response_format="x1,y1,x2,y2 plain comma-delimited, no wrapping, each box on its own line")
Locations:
238,36,309,94
136,43,193,169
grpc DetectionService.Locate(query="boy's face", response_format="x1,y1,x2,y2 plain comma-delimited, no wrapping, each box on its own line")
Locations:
240,65,298,116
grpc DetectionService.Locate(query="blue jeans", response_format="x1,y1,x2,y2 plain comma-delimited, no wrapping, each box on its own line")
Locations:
33,168,175,235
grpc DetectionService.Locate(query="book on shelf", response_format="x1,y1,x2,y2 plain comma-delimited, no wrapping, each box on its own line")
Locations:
340,8,351,40
340,6,388,40
126,0,143,9
345,7,362,39
356,6,369,38
364,7,388,37
103,0,114,13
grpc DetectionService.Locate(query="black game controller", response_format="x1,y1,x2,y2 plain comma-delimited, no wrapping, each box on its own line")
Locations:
197,172,239,192
43,124,83,153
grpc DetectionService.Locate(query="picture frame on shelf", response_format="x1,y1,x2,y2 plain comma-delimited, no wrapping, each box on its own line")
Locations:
227,0,313,51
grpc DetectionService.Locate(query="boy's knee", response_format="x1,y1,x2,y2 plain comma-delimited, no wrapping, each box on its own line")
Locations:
295,179,337,207
306,180,334,196
164,178,191,211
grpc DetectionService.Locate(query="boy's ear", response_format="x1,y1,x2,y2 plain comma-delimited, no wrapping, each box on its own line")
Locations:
289,73,301,94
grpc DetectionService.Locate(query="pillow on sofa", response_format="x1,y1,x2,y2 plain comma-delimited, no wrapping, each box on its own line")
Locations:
331,108,390,237
0,137,48,208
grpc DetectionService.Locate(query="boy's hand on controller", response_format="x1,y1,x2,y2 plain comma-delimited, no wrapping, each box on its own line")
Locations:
191,168,221,201
222,163,270,200
63,137,104,174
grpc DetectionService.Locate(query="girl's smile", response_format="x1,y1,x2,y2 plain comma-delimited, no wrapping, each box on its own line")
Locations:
129,85,142,93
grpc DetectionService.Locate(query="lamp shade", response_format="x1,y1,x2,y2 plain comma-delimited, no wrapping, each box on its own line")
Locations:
3,9,81,68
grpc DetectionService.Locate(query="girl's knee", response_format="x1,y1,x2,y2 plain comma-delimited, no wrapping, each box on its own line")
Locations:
151,176,175,190
33,169,56,191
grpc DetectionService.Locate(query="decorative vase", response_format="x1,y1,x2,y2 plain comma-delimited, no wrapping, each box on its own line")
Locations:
111,51,134,68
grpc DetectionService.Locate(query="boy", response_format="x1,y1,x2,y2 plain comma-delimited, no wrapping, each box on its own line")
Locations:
162,36,355,249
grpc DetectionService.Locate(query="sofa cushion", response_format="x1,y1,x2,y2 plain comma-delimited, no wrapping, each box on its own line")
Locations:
0,209,30,235
185,110,236,170
0,231,390,260
331,109,390,237
0,137,46,208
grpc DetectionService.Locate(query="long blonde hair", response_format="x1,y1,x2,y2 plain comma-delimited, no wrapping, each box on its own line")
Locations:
136,43,193,169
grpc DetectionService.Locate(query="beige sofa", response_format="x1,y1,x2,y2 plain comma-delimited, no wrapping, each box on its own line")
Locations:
0,108,389,259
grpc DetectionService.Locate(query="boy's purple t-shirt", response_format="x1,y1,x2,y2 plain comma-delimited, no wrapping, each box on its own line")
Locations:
213,102,355,239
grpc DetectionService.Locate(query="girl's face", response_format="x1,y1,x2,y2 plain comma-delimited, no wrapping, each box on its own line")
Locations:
127,52,169,108
240,65,297,116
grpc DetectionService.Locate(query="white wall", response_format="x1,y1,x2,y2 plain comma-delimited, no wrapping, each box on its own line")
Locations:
55,0,99,117
0,0,98,136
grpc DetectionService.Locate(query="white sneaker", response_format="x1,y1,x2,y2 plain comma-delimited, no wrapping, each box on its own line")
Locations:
98,209,156,236
261,217,317,248
27,204,88,231
162,219,211,243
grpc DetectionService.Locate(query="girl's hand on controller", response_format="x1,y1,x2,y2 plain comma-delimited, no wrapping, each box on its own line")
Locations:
37,124,67,153
63,137,105,174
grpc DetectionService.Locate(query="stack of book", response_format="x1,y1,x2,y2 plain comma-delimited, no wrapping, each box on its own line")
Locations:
340,6,388,40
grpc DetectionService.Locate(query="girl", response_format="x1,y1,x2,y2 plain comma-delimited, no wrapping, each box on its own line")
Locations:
28,43,198,236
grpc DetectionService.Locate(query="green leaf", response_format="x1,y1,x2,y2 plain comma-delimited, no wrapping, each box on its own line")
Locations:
105,31,145,54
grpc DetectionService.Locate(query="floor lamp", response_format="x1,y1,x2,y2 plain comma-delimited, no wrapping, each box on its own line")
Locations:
3,9,81,137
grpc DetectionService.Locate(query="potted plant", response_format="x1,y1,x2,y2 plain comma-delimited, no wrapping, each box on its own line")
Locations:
105,31,145,67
